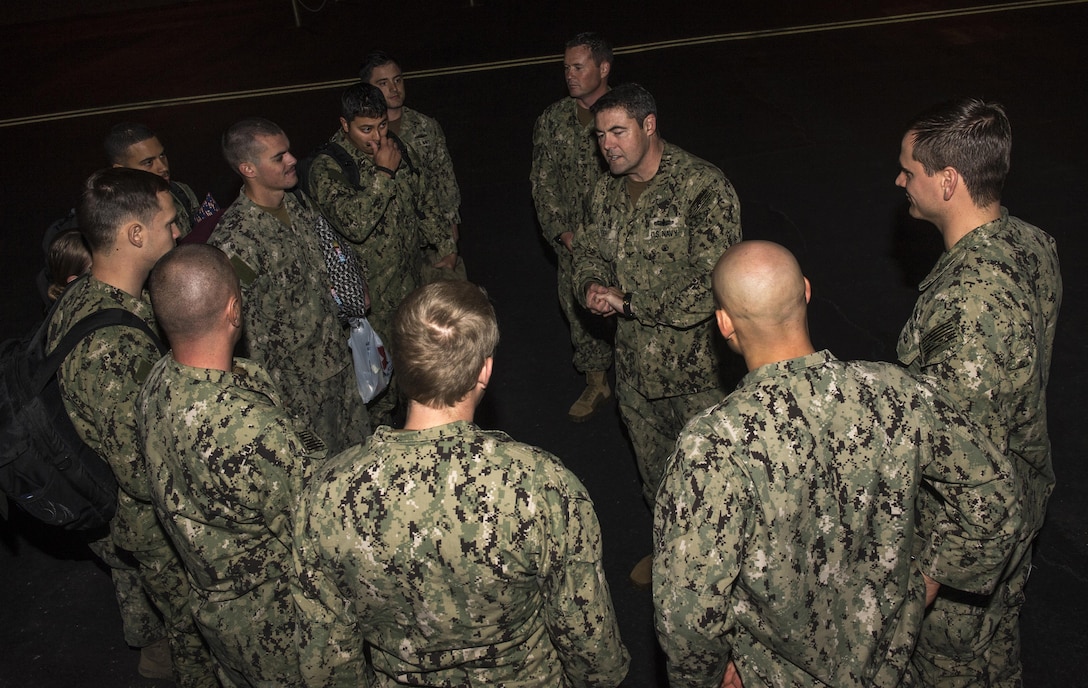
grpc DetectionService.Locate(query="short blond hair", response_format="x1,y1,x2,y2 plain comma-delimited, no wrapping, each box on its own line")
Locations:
393,281,499,408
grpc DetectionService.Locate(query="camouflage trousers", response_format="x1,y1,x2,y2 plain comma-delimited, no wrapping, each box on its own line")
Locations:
87,533,164,648
133,543,218,688
557,248,613,374
193,579,304,687
616,378,723,507
912,538,1035,687
282,362,371,457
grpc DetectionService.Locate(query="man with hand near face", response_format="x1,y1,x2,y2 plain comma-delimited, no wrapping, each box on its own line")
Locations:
307,83,457,424
361,50,465,281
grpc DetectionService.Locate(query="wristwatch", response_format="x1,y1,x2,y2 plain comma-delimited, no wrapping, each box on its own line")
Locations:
622,292,634,319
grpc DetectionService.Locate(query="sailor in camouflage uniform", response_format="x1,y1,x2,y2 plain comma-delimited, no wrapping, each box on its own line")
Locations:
361,50,466,282
308,82,457,344
293,281,630,687
530,32,616,422
308,84,458,424
654,241,1022,688
894,98,1062,686
105,122,205,236
210,117,369,455
47,168,217,686
137,245,324,687
574,83,741,530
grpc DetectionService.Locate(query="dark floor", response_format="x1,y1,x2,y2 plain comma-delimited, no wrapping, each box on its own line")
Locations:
1,0,1086,685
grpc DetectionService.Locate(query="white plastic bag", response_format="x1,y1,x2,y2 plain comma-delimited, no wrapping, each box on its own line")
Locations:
347,317,392,403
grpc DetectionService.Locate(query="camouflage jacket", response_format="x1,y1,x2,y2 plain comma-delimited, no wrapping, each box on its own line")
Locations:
208,190,349,419
398,107,461,225
307,129,454,328
573,142,741,398
654,351,1022,688
137,356,324,602
530,96,608,249
293,421,630,688
46,276,167,553
170,180,200,235
897,209,1061,533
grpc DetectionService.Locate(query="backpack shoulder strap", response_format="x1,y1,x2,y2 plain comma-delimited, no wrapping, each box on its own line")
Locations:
322,141,362,189
34,309,166,392
287,188,311,211
387,133,417,176
170,181,200,217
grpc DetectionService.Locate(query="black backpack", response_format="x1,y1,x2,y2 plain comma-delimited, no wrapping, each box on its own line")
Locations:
0,305,166,530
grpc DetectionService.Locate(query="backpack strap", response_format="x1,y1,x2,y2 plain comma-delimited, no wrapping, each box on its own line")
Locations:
288,187,311,211
322,142,362,189
387,133,417,176
33,309,167,393
170,181,201,222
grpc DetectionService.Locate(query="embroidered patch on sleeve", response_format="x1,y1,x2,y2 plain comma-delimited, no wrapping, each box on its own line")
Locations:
920,319,958,365
297,429,327,455
134,359,155,384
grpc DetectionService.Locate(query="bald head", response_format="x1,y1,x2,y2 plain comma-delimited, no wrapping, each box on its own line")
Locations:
714,241,808,326
712,241,813,370
149,244,240,344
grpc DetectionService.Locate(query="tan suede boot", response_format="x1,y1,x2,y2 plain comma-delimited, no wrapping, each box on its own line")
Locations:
567,370,612,422
629,554,653,589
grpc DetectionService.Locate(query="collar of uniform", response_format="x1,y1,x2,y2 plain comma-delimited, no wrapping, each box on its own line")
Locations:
83,274,155,323
400,106,421,127
624,141,675,192
374,419,478,442
229,357,279,401
739,349,837,389
918,207,1010,291
167,356,281,406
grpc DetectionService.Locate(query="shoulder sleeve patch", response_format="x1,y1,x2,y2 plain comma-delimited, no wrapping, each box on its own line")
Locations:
229,255,258,287
920,318,958,366
134,358,156,385
297,429,328,455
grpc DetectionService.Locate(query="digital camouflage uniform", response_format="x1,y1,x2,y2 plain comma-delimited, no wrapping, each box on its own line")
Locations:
307,128,456,347
897,209,1061,686
87,535,164,648
137,356,327,687
530,96,613,375
47,276,216,688
573,142,741,504
208,190,370,455
170,180,200,236
396,107,467,282
654,351,1022,688
397,107,460,226
293,421,631,687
